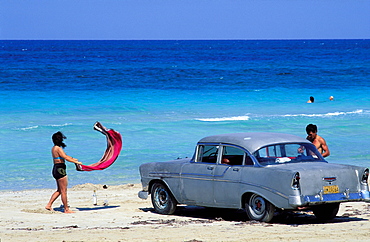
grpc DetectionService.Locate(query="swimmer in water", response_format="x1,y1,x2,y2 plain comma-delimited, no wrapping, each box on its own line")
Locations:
307,96,315,103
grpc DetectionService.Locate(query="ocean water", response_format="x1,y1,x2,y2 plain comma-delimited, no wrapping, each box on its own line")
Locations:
1,40,370,191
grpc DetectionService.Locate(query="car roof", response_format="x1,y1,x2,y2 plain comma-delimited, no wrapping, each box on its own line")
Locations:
198,132,310,153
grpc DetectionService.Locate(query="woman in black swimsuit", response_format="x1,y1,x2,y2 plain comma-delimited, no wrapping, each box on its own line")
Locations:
45,131,82,213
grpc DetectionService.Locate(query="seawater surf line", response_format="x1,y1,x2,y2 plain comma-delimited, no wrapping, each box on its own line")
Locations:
282,109,364,117
197,115,251,122
196,110,364,122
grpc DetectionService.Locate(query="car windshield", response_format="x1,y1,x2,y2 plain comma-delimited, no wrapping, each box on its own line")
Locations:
253,143,324,166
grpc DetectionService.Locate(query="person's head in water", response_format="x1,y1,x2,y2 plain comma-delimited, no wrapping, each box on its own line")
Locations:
307,96,315,103
52,131,67,148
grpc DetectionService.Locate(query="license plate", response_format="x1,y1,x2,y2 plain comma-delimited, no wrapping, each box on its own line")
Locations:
323,185,339,194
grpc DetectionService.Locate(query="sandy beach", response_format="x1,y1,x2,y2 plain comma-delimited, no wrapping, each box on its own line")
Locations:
1,183,370,242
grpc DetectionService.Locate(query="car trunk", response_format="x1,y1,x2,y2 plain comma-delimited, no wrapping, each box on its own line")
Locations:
272,162,361,196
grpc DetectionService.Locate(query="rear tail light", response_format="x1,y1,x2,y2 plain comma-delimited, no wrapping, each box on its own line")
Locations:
291,172,300,189
361,169,369,184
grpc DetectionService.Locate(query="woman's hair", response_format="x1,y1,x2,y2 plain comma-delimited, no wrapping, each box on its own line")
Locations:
52,131,67,148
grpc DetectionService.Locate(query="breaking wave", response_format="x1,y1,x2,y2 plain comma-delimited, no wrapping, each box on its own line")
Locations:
14,123,72,131
17,125,39,131
196,110,364,122
197,115,250,122
282,109,363,117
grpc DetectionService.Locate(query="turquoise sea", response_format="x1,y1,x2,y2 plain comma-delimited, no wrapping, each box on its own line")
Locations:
1,40,370,191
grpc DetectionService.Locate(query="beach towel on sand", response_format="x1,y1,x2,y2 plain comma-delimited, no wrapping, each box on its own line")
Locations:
75,122,122,171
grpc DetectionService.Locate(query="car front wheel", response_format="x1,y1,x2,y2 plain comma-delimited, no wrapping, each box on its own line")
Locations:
245,193,275,222
151,182,177,215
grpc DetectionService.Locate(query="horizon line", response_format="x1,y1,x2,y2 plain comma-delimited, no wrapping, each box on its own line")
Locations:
1,38,369,41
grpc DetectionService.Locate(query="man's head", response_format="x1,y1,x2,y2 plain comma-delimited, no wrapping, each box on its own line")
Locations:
306,124,318,140
221,158,230,164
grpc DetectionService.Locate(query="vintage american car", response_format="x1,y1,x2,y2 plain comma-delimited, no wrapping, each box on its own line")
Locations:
138,132,370,222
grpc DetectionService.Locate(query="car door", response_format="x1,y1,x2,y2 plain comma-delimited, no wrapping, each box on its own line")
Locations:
213,145,253,208
180,144,219,206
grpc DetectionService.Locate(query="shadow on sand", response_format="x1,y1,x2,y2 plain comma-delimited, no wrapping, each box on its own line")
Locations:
139,205,367,226
76,205,120,211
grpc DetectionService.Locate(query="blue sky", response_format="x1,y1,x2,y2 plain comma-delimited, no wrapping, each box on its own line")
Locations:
1,0,369,40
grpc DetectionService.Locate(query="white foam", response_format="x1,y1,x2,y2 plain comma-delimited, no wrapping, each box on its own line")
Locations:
17,125,39,131
197,115,250,122
14,123,72,131
48,123,72,127
283,109,363,118
196,110,364,122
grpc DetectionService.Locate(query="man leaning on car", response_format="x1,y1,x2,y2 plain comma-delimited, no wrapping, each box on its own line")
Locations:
306,124,330,157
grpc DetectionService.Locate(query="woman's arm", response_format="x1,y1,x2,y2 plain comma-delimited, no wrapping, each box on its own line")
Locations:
58,147,82,165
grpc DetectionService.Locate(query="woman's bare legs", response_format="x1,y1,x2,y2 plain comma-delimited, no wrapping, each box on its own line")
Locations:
58,176,74,213
45,181,61,211
45,176,74,213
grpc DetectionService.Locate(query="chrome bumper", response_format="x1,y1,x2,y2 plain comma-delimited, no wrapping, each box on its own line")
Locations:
289,190,370,207
138,190,148,200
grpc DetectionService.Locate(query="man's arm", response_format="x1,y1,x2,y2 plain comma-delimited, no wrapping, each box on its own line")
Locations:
320,137,330,157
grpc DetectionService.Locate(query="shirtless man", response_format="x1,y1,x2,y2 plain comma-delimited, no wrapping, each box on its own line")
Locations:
306,124,330,157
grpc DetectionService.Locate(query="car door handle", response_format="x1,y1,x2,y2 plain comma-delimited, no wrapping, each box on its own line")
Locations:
233,168,240,171
207,166,214,170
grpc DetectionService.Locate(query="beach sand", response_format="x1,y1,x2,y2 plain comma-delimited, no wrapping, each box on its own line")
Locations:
1,183,370,242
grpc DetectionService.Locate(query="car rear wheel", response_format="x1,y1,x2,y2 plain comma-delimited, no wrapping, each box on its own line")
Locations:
312,203,340,220
245,193,275,222
151,182,177,215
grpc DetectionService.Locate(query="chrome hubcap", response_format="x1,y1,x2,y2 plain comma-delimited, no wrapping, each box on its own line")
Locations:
155,187,168,209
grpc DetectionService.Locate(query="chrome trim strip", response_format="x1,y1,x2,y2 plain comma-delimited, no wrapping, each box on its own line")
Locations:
322,177,337,182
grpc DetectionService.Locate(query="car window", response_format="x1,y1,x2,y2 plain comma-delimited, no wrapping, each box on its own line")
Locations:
253,143,324,166
221,146,254,166
197,145,219,163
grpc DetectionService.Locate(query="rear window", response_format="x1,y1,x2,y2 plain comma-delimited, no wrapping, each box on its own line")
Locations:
253,143,324,166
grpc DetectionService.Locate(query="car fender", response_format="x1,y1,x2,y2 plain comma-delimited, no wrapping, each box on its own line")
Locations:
239,167,298,209
148,178,181,204
240,187,291,210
